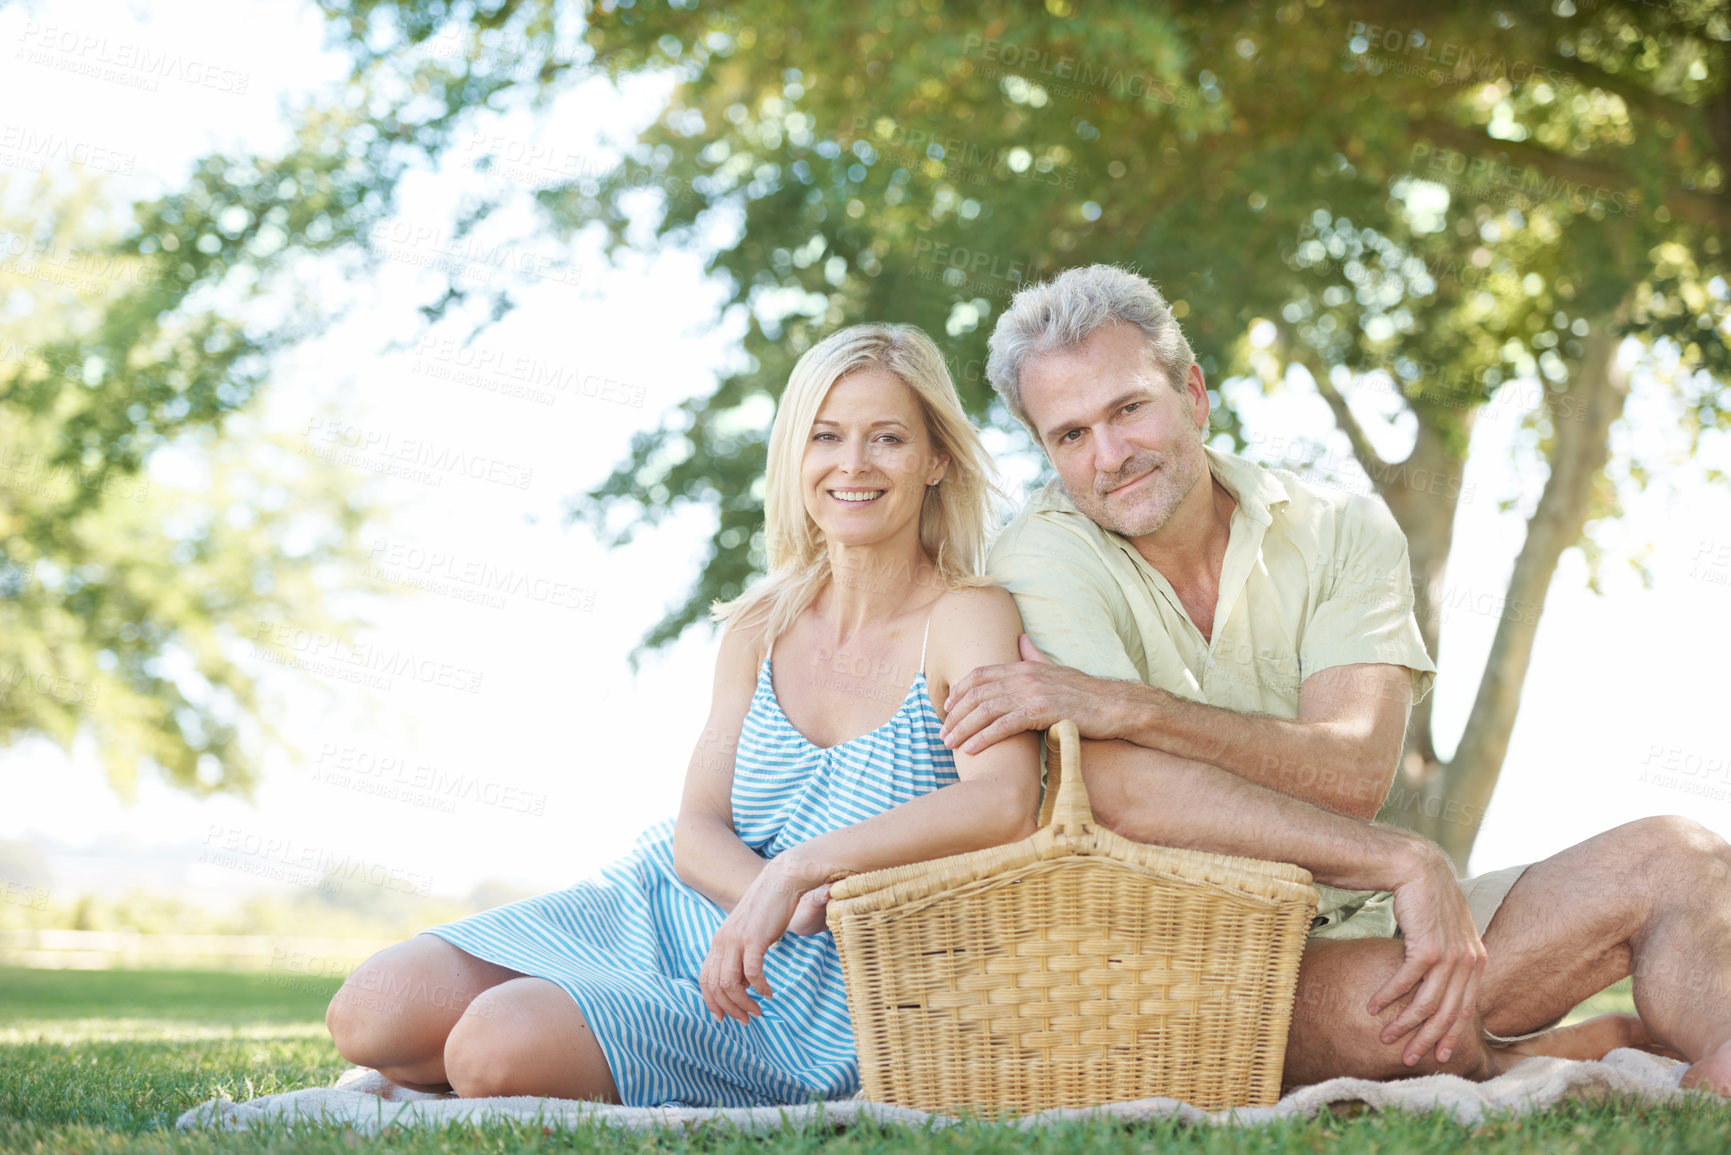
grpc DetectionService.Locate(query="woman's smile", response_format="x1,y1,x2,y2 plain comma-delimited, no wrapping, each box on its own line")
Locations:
801,367,947,547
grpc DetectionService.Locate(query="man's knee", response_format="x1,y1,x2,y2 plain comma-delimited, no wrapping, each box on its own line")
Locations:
1285,939,1492,1084
1620,815,1731,881
1287,996,1493,1082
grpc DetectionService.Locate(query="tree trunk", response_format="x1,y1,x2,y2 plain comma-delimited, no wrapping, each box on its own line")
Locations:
1379,313,1632,870
1377,418,1472,768
1372,418,1469,853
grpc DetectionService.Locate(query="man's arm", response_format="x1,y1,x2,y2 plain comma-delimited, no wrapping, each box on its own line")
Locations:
961,487,1432,818
1081,735,1485,1069
942,643,1409,820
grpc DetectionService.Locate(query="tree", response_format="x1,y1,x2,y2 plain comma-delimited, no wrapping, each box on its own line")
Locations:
3,3,584,800
49,0,1717,860
0,159,385,798
541,0,1728,867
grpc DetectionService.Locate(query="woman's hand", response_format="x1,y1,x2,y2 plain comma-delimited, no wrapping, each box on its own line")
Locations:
786,883,832,937
699,859,809,1023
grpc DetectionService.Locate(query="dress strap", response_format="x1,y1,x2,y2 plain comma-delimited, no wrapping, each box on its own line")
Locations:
919,615,932,675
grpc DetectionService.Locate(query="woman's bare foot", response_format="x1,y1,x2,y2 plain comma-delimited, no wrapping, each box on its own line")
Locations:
1681,1038,1731,1096
1488,1013,1685,1075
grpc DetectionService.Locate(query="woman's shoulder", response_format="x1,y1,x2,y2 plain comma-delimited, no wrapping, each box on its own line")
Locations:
715,603,774,678
929,582,1018,619
925,584,1023,652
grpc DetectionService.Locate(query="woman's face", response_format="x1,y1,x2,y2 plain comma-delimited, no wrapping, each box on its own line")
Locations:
800,369,949,553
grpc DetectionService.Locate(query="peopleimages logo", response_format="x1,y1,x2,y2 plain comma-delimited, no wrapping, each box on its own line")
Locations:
312,742,549,817
200,826,434,896
16,22,251,93
958,34,1195,106
369,538,597,612
911,239,1028,285
251,621,486,694
848,117,1080,188
0,125,136,173
368,221,583,288
1348,22,1575,90
1410,143,1638,217
304,420,534,491
0,664,98,706
412,337,646,408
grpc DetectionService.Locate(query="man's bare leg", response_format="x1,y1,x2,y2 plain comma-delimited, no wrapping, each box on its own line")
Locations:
1285,941,1675,1087
1468,816,1731,1094
1284,817,1731,1092
1497,1014,1683,1063
1283,938,1496,1085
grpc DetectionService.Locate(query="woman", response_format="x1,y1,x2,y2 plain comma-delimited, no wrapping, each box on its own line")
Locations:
325,323,1042,1106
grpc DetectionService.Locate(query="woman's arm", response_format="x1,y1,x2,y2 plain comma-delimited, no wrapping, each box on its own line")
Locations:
699,587,1041,1021
670,612,771,913
773,586,1041,887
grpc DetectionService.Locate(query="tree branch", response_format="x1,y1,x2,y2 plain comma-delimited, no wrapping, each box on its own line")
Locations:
1412,117,1731,231
1550,51,1703,127
1298,353,1392,500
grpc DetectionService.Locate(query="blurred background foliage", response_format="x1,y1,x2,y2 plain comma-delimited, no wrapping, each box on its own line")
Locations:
1,165,383,803
4,0,1726,866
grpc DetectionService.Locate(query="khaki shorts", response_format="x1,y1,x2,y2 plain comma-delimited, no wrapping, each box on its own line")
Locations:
1455,863,1529,938
1307,863,1530,942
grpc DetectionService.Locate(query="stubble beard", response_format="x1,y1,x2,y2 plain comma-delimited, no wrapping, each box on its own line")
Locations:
1069,448,1206,540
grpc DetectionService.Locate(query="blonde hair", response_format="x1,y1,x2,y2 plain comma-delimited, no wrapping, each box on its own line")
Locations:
714,323,999,642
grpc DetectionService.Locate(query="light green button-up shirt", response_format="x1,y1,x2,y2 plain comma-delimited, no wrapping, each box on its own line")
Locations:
987,446,1437,938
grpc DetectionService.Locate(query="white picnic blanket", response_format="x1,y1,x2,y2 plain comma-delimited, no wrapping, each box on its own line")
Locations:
178,1050,1700,1132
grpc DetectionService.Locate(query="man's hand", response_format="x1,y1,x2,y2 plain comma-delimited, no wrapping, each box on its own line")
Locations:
1372,841,1489,1067
941,635,1130,753
698,859,806,1023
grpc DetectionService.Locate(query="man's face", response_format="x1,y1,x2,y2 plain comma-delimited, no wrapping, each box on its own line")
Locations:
1019,321,1210,541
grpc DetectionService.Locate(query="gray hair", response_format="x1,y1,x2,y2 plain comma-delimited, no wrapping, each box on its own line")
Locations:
985,264,1196,434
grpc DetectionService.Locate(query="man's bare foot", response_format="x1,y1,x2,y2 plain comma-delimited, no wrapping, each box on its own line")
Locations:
1489,1013,1685,1075
1681,1038,1731,1097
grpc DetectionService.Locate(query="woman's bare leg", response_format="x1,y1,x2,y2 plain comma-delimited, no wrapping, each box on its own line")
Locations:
443,977,621,1102
325,934,523,1091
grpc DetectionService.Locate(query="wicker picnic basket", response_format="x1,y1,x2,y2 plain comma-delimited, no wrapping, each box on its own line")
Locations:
826,720,1320,1114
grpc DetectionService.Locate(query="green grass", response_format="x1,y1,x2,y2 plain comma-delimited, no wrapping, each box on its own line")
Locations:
1,968,1727,1153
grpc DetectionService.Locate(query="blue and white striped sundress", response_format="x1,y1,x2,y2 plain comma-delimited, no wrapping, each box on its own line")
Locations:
423,643,958,1107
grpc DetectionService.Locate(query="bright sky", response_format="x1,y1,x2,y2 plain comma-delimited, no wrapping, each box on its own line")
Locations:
2,0,1727,912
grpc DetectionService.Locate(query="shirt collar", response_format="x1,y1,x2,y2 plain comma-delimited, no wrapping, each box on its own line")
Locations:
1202,445,1289,528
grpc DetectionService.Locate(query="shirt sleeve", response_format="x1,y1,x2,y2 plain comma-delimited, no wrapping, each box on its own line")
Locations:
1298,494,1438,701
987,512,1145,684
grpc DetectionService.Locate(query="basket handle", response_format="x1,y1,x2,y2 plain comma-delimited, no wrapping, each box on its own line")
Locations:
1043,719,1093,836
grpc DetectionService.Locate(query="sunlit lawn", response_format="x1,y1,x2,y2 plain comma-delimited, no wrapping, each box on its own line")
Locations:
1,967,1728,1153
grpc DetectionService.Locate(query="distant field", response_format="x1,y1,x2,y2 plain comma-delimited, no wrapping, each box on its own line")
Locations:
1,967,1727,1154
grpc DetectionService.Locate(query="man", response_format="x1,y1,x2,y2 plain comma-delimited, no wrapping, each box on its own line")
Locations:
939,264,1731,1093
